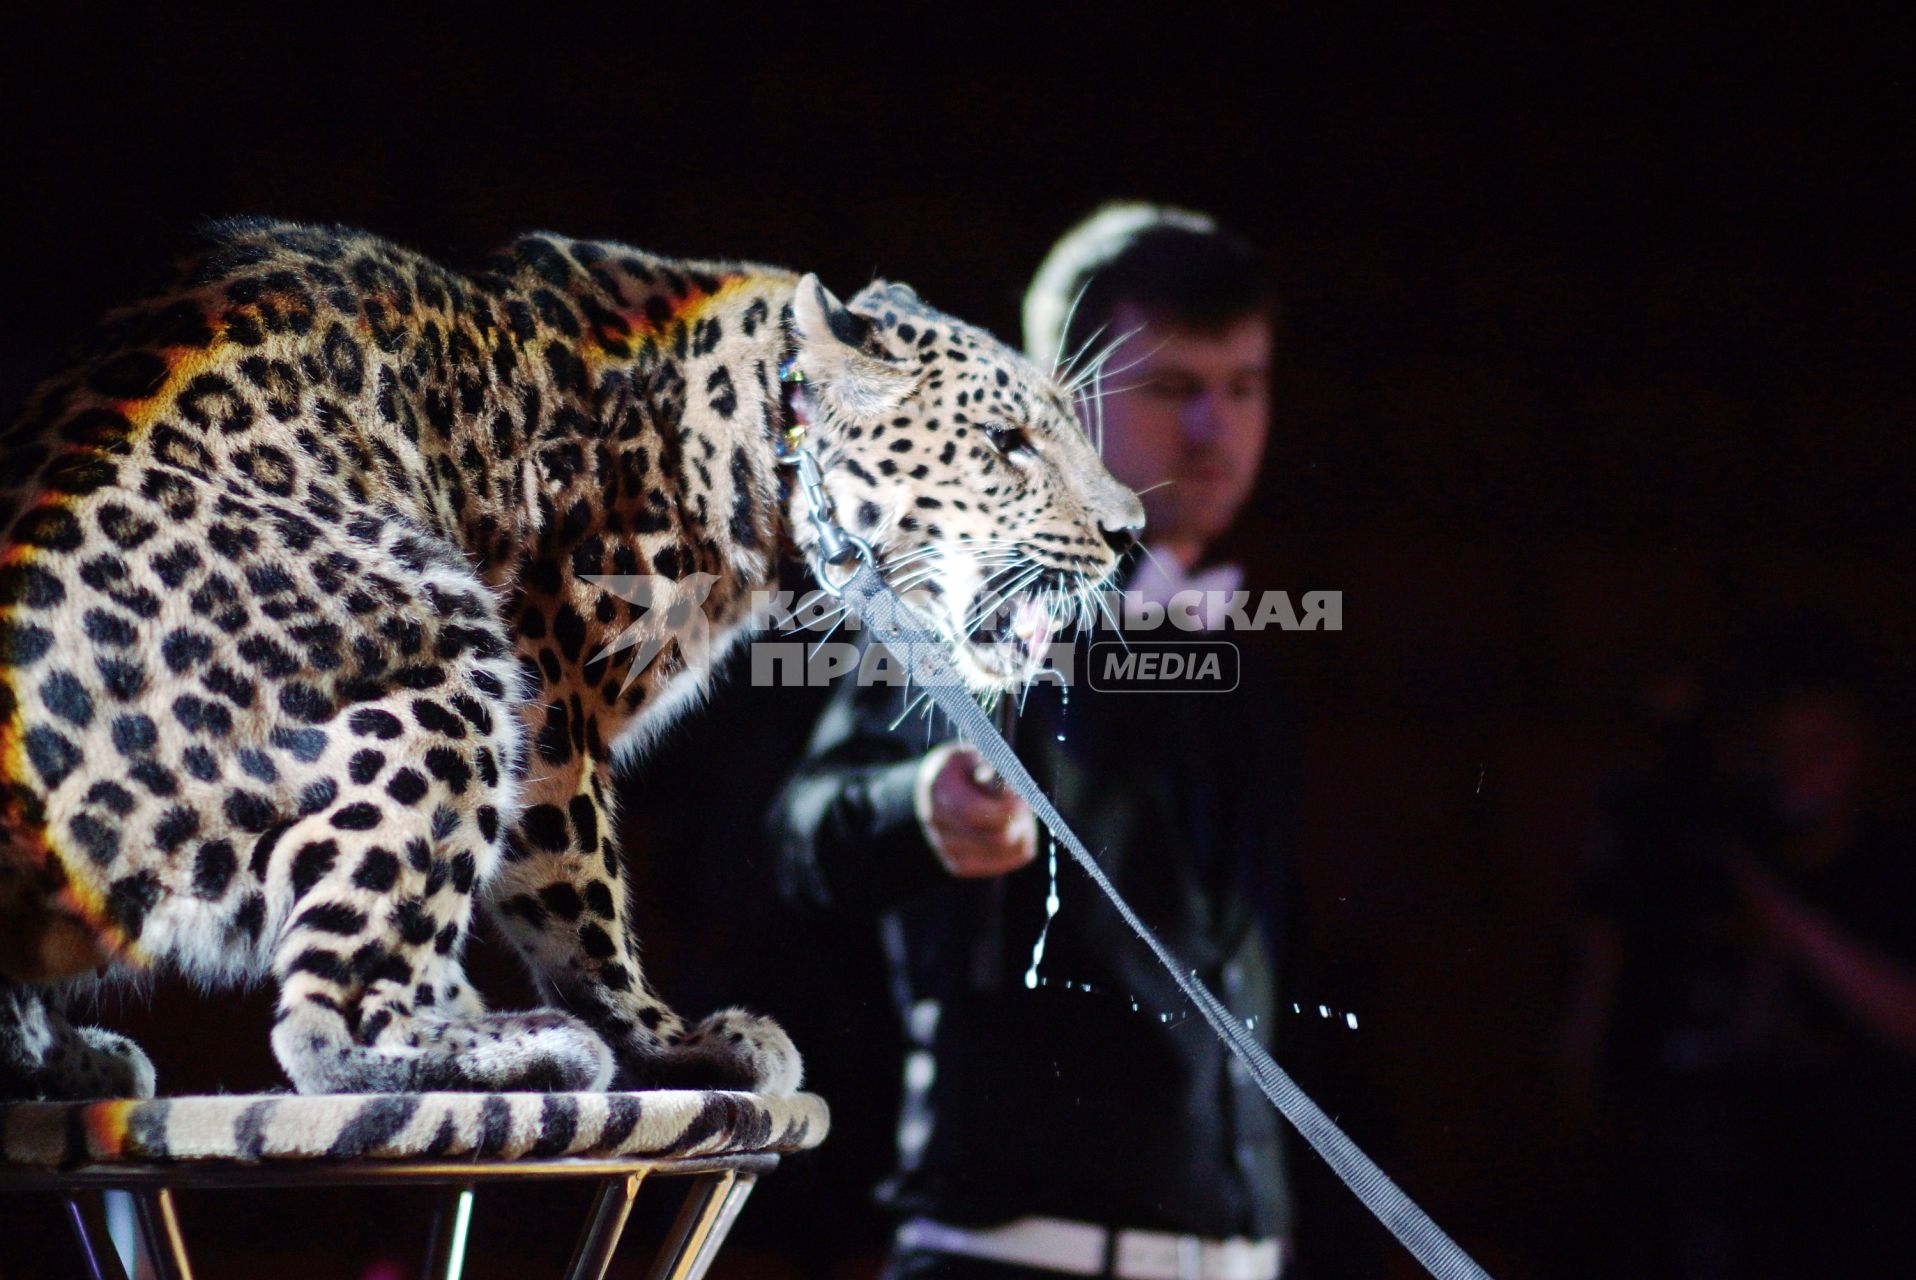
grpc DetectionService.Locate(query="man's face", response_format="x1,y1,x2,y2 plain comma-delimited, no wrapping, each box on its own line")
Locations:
1090,302,1271,556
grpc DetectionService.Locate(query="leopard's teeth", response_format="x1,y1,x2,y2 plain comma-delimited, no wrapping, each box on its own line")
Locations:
1011,597,1047,642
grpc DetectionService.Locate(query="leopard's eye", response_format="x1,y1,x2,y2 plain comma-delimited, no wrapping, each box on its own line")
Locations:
984,422,1033,457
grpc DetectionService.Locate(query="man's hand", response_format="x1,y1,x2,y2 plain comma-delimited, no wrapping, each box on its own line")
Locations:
913,743,1039,878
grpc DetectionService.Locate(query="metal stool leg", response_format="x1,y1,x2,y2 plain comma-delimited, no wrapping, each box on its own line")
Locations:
64,1192,133,1280
132,1188,196,1280
562,1172,645,1280
423,1184,476,1280
646,1171,756,1280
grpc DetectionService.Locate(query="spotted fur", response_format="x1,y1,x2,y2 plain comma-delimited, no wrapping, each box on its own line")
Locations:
0,219,1141,1099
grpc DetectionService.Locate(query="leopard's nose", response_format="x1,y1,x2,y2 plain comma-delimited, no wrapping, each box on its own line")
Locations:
1099,505,1144,556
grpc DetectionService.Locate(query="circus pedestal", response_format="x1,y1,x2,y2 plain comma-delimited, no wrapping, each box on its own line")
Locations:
0,1088,830,1280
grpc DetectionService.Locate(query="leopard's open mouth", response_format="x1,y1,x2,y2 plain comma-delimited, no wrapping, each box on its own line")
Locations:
941,588,1071,694
891,561,1100,695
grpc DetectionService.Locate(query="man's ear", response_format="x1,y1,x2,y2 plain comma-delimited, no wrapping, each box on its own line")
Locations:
791,274,916,421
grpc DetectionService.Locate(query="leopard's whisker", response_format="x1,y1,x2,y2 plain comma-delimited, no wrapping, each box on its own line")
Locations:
963,563,1044,633
1063,325,1149,394
1054,313,1109,385
1069,328,1158,387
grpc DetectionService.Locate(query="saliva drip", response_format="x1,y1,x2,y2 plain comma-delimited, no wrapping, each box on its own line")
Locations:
1024,682,1068,989
1023,831,1061,989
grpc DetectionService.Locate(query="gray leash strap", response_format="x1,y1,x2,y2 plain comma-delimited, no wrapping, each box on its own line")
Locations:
838,562,1493,1280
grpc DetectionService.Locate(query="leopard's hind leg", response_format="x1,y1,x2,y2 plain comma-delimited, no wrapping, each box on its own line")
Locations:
0,979,155,1100
254,523,611,1094
263,676,614,1095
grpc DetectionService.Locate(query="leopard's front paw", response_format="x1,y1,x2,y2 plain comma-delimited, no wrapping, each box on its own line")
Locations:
680,1008,804,1095
613,1007,803,1096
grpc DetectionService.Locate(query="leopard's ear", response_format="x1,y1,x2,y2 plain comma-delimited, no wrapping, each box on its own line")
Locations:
850,279,925,313
791,274,916,421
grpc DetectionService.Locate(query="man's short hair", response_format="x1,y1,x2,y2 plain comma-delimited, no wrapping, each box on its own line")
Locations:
1023,202,1271,372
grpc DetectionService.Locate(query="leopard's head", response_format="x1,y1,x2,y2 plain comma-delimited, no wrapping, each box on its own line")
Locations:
786,275,1144,692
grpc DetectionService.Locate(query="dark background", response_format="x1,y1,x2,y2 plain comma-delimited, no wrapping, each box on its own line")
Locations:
3,7,1914,1278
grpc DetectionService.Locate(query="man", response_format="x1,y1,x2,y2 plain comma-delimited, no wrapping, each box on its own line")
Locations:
773,204,1300,1280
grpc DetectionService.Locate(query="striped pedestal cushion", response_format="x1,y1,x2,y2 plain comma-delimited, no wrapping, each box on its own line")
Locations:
0,1090,830,1166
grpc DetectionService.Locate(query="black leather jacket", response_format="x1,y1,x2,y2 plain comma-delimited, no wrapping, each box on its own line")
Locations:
772,630,1302,1238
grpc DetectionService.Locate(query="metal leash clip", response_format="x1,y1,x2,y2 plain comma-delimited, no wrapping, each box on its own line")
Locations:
775,424,875,597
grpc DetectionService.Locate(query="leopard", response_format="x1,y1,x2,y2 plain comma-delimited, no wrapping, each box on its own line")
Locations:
0,218,1144,1100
